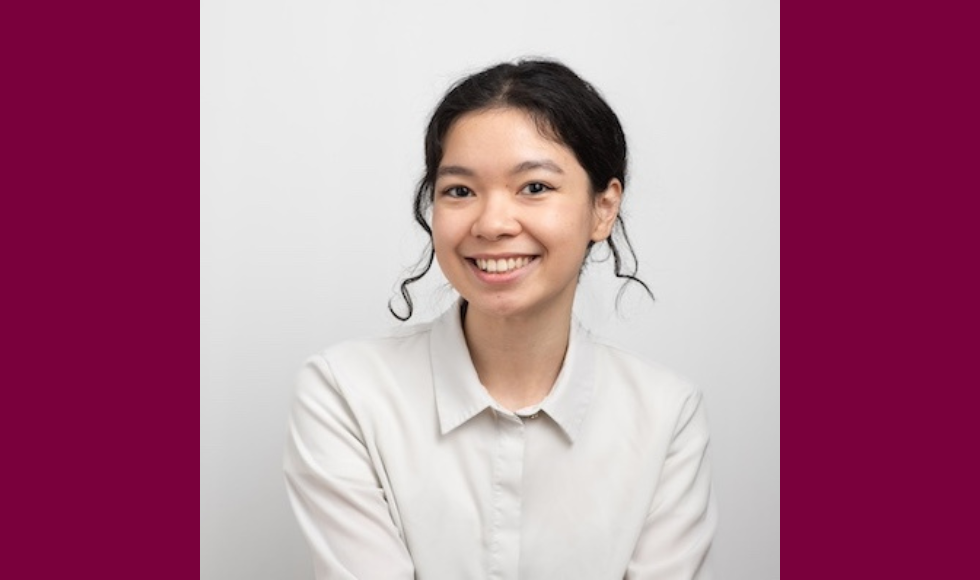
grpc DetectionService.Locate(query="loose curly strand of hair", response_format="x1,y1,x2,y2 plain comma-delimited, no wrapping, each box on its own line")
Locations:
607,216,655,305
388,181,436,321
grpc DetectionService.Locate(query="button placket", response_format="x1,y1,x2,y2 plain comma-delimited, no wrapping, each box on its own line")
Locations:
488,413,526,580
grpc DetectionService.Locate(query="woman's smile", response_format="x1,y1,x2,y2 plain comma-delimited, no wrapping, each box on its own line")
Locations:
467,255,539,284
472,255,534,274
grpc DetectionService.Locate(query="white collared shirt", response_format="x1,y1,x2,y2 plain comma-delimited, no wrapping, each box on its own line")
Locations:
284,305,715,580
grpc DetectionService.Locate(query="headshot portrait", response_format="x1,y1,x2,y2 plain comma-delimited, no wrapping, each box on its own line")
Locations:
201,1,779,579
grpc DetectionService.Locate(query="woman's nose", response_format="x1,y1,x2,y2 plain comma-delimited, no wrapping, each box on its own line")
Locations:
470,195,521,240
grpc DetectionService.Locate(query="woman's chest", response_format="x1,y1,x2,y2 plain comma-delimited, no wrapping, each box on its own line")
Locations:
377,412,662,580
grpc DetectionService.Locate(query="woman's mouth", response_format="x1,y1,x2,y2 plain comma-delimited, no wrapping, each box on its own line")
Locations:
472,256,533,274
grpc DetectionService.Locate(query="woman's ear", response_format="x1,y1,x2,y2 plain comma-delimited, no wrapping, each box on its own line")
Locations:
591,178,623,242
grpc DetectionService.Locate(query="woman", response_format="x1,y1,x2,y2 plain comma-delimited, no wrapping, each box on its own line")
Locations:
284,59,716,580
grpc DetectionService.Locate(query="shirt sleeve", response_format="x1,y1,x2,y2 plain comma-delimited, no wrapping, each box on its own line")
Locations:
625,389,717,580
283,355,416,580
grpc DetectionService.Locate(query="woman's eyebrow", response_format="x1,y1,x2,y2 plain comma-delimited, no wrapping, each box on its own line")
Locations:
436,165,475,178
512,160,564,175
436,160,564,178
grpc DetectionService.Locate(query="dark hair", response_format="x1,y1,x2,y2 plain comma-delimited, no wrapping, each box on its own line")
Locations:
389,58,653,321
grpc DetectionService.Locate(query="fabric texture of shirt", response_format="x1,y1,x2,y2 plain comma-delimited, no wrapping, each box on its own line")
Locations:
283,304,716,580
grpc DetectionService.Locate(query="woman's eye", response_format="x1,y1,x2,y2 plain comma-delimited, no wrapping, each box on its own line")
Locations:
522,182,552,195
443,186,473,198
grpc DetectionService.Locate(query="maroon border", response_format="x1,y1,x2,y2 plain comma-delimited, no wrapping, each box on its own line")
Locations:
4,3,199,577
784,2,980,578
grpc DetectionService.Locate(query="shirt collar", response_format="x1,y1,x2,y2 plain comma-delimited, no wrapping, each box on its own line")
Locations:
430,302,596,443
537,316,596,443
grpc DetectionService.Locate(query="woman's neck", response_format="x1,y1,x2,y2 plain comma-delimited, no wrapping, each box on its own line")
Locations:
461,302,573,412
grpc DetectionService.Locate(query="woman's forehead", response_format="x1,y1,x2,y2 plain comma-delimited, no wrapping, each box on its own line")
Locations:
439,108,578,177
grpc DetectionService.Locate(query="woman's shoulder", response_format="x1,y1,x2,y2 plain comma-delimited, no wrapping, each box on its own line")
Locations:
313,320,435,365
587,334,703,407
293,320,438,408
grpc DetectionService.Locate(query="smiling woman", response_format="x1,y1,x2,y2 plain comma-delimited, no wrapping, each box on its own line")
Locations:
283,59,717,580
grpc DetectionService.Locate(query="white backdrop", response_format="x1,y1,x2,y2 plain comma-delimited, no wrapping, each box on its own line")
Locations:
201,1,779,578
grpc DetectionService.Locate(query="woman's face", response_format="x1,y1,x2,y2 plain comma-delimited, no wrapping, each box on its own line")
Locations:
432,107,621,321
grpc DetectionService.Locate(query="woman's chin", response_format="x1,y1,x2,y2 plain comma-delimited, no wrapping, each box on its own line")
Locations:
461,291,575,325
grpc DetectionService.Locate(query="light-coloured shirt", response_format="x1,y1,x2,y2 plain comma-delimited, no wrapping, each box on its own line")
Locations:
284,304,716,580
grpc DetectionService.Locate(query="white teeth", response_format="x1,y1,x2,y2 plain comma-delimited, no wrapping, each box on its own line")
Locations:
475,256,531,274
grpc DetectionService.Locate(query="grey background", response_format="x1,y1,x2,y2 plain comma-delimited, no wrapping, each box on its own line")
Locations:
201,0,779,578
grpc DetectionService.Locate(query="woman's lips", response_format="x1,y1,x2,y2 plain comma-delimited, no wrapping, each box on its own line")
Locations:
473,256,532,274
467,255,537,282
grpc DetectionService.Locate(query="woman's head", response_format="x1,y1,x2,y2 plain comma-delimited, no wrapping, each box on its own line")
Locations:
391,58,651,321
